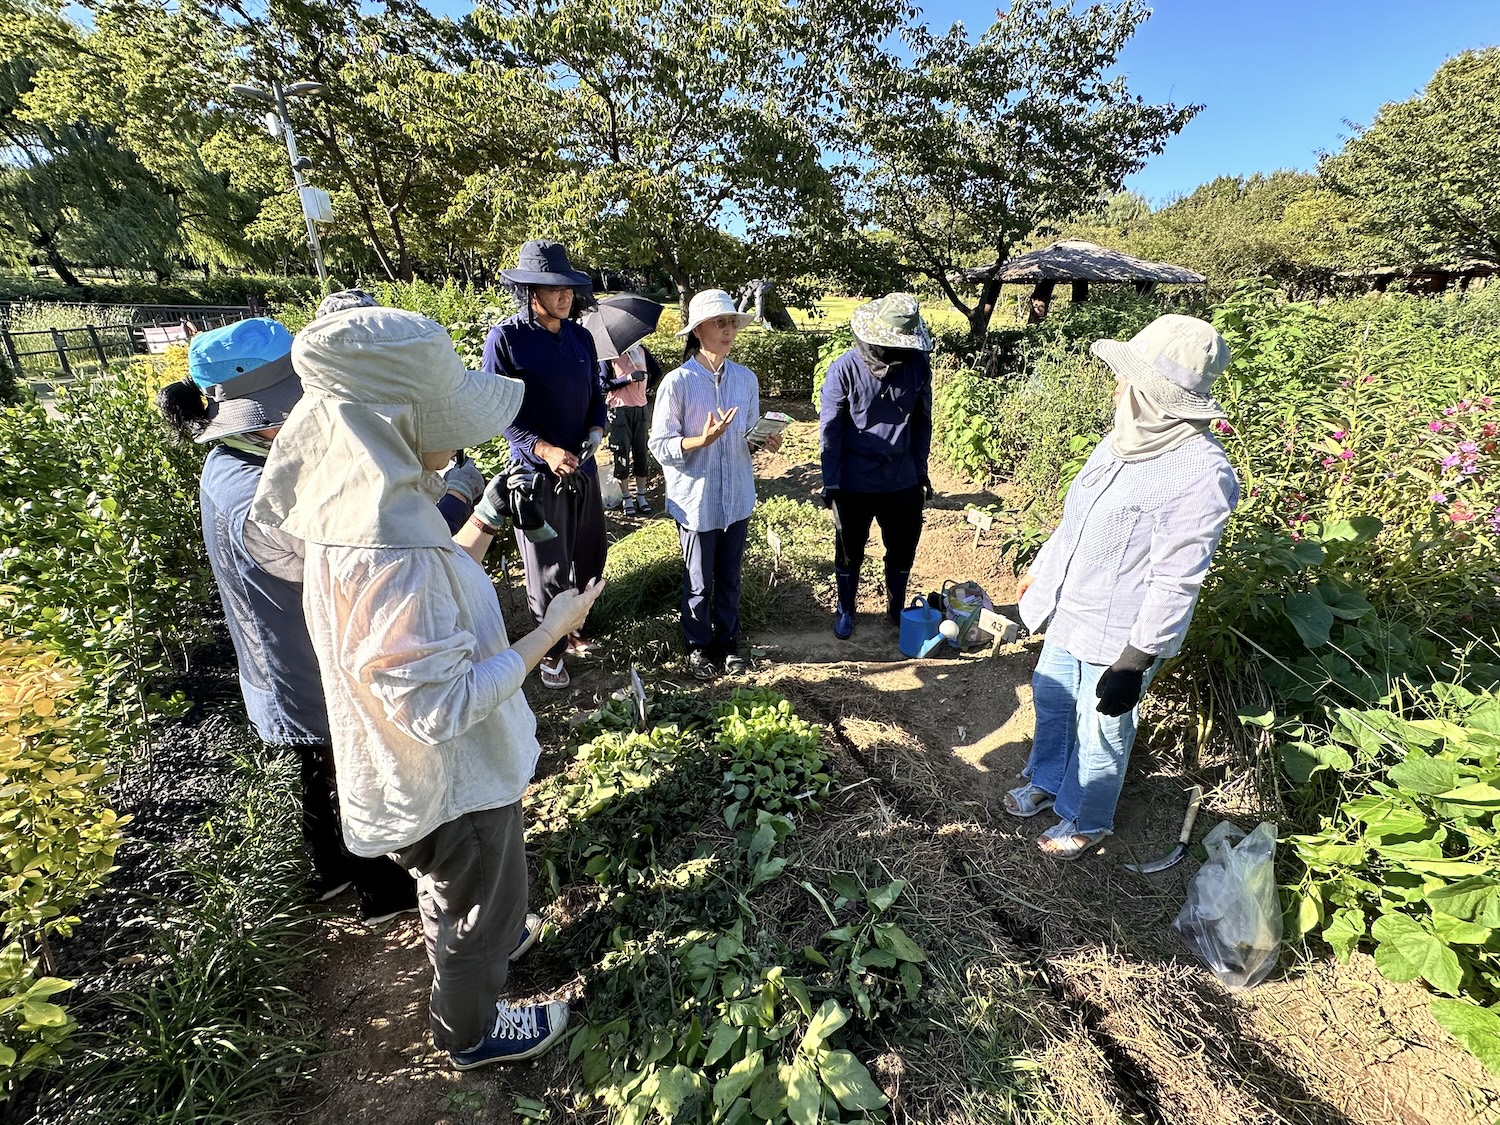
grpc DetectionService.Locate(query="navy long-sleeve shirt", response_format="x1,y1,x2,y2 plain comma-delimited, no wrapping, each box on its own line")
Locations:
483,312,606,475
819,347,932,494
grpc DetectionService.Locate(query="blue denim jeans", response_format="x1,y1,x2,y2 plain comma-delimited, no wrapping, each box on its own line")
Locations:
1025,639,1162,835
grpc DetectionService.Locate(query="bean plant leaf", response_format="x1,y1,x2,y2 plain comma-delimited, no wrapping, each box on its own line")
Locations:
817,1049,888,1111
1284,592,1334,649
1387,758,1463,796
1430,999,1500,1075
1371,914,1463,995
800,1000,849,1054
1282,741,1352,784
652,1064,707,1119
1430,913,1493,946
873,923,927,963
1426,877,1500,923
1323,907,1364,962
785,1057,821,1125
1434,783,1500,808
713,1049,766,1109
867,879,907,913
703,1021,741,1066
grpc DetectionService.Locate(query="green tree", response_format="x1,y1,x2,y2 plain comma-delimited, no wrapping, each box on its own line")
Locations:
832,0,1198,339
1322,47,1500,268
389,0,909,313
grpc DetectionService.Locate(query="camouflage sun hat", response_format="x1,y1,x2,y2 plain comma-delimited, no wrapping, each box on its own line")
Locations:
849,293,932,352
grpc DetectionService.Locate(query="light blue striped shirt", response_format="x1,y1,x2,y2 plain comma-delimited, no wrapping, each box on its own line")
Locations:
1019,434,1240,664
648,355,761,532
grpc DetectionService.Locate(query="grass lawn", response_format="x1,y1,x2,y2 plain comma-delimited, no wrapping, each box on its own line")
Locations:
788,291,1030,332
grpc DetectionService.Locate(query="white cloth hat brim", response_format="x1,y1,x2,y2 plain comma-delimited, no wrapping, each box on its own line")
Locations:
1091,339,1225,420
676,311,757,337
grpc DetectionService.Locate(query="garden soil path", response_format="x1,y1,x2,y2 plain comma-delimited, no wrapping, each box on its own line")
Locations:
294,403,1499,1124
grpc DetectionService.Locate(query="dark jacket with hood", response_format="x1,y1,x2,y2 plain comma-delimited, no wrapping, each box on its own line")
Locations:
818,343,933,494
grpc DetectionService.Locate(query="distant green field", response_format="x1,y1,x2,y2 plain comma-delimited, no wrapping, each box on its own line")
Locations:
788,292,1026,332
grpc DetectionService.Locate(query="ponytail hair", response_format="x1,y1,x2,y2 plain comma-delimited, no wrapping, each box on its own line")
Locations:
681,329,702,364
156,376,210,442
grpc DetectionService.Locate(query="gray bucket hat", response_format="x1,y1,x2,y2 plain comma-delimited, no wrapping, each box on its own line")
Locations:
1091,315,1230,419
850,293,933,352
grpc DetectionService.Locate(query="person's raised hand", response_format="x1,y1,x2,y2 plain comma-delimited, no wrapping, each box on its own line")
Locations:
472,472,509,533
697,407,738,447
760,431,783,454
543,578,606,640
441,458,487,507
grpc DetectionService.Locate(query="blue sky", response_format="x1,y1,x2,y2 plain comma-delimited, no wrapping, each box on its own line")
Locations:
919,0,1500,204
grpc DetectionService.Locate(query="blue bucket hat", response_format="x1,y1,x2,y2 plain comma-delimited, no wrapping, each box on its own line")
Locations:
186,318,301,443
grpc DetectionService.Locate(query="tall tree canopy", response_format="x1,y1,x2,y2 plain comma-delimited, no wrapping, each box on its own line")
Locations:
387,0,910,312
1321,47,1500,269
831,0,1198,337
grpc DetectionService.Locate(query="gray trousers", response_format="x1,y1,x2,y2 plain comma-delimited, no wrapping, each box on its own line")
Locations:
514,469,608,659
393,803,528,1052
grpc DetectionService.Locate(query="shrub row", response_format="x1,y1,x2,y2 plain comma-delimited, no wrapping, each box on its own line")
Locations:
0,273,321,309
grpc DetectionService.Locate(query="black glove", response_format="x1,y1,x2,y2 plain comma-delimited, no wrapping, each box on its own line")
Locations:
1095,645,1155,717
821,488,838,510
472,472,508,532
920,475,934,503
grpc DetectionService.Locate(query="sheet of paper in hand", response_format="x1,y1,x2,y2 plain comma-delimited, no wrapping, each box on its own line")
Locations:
746,411,793,447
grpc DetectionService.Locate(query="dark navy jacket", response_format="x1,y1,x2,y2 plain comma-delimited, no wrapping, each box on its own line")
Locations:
483,312,606,476
819,347,933,494
199,444,329,745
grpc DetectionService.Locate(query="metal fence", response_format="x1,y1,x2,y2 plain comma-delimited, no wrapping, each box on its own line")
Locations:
0,305,255,385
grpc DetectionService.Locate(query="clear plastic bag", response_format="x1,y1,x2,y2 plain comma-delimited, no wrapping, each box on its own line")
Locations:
599,472,624,510
1172,821,1283,990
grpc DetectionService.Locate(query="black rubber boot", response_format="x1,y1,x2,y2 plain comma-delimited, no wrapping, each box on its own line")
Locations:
833,567,859,640
885,568,910,624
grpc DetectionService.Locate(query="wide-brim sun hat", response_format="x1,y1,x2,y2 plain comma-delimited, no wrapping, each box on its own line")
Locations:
675,289,756,337
499,239,594,291
850,292,933,353
292,307,525,452
187,317,300,443
1090,314,1230,419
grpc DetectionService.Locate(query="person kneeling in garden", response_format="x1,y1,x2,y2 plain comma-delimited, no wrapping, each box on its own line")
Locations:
1012,315,1239,860
250,307,603,1067
818,293,934,639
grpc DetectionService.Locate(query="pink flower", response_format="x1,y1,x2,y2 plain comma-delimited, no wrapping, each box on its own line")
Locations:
1362,374,1374,384
1444,407,1457,416
1211,419,1234,435
1339,449,1355,461
1331,429,1347,440
1442,453,1462,469
1450,501,1476,523
1431,492,1448,503
1428,421,1446,432
1321,457,1337,469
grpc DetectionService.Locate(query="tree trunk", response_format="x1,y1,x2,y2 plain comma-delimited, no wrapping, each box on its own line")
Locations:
966,276,1004,339
35,231,83,290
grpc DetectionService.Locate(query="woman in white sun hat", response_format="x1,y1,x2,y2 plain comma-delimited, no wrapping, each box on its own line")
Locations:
648,289,782,680
250,307,604,1069
1011,314,1240,861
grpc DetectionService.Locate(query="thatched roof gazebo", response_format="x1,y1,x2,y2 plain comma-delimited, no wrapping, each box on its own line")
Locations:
961,239,1205,322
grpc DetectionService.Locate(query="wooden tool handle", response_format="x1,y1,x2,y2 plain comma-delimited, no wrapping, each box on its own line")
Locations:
1178,785,1204,845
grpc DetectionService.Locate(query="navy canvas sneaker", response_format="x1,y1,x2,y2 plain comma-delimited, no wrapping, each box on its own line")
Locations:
511,913,542,962
449,1000,569,1069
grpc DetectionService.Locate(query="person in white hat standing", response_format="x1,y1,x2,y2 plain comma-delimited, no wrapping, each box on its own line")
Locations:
648,289,781,679
1009,315,1240,860
251,307,604,1068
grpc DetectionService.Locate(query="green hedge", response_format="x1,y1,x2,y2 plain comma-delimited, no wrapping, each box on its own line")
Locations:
0,273,322,309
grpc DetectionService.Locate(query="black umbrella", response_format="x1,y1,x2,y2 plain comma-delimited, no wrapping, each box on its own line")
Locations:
581,294,664,360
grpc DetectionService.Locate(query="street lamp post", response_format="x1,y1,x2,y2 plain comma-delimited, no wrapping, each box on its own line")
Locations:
229,78,330,286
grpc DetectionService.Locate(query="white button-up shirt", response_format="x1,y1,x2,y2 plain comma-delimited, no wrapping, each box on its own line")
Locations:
648,355,761,532
1019,434,1240,665
301,539,539,856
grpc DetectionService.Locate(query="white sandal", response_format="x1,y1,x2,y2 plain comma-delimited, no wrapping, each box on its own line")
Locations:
1036,818,1111,861
539,657,570,690
1003,783,1055,819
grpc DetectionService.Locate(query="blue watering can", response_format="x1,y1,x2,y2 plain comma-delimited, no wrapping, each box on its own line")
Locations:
898,595,944,658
